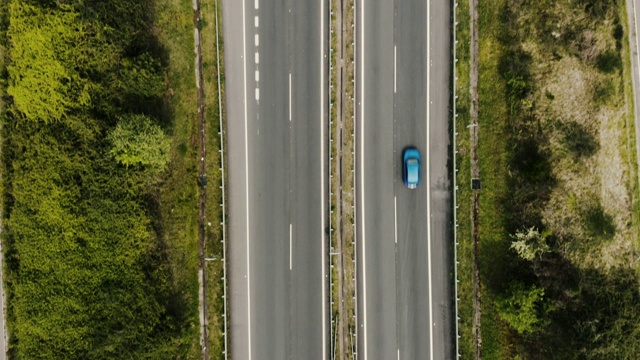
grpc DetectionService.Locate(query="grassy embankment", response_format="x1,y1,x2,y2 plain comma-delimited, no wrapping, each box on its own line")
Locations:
201,0,227,355
154,0,226,357
457,0,640,358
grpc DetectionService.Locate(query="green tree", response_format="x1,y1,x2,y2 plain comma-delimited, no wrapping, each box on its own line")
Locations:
108,114,170,171
496,282,553,334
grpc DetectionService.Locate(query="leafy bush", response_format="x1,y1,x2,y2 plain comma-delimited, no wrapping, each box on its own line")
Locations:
496,282,553,334
108,114,170,171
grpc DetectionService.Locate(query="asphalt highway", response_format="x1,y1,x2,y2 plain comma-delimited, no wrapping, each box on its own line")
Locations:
356,0,454,359
223,0,328,358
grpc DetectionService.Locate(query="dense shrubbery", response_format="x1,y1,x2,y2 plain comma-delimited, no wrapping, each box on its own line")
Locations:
1,0,186,358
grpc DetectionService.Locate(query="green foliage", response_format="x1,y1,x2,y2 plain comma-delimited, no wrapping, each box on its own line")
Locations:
108,114,170,171
496,282,552,334
510,227,550,261
596,51,622,73
4,122,177,358
2,0,191,358
118,54,166,98
584,201,616,240
6,2,118,122
555,120,600,158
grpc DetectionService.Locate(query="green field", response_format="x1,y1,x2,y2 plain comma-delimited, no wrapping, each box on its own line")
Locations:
0,0,225,358
456,0,640,358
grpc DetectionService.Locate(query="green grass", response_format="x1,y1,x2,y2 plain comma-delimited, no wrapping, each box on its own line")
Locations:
201,0,227,356
153,0,213,357
453,0,474,357
618,0,640,274
154,0,227,356
456,0,640,358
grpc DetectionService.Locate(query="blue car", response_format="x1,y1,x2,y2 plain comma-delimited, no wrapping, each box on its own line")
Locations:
403,147,421,189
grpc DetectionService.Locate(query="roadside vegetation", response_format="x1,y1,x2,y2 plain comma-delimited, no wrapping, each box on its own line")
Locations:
200,0,228,355
0,0,225,358
458,0,640,358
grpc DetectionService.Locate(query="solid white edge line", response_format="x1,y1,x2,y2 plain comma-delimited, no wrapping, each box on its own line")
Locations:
360,0,368,357
321,0,327,358
290,224,293,270
289,73,292,121
242,0,252,359
394,45,397,94
426,0,434,358
394,196,398,244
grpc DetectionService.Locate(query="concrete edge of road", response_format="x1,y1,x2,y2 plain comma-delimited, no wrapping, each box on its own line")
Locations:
452,1,461,359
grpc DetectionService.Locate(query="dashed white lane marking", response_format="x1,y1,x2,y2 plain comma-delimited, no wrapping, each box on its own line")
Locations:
289,224,293,270
255,16,259,27
255,34,259,46
289,73,292,121
255,52,259,64
398,349,400,360
255,88,259,101
394,45,397,94
394,196,398,244
254,0,258,10
255,70,259,82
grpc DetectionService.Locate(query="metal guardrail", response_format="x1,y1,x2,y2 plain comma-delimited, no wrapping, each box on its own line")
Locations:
452,1,461,358
214,0,229,358
351,1,358,358
329,0,335,357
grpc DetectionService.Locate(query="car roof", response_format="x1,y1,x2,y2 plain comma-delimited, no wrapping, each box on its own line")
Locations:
407,160,419,183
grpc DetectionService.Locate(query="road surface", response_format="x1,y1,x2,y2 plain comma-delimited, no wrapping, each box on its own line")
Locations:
223,0,329,358
356,0,454,358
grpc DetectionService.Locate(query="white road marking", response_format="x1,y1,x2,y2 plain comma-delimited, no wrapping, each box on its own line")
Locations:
359,0,368,357
320,0,327,358
289,73,292,121
242,0,252,358
394,45,397,94
255,88,260,101
255,16,259,27
426,0,434,358
398,349,400,360
290,224,293,270
255,52,259,64
394,196,398,244
255,0,258,10
255,70,259,82
255,34,259,46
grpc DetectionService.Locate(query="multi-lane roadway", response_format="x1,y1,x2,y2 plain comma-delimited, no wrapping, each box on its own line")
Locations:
356,0,453,359
224,0,452,358
224,0,328,358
